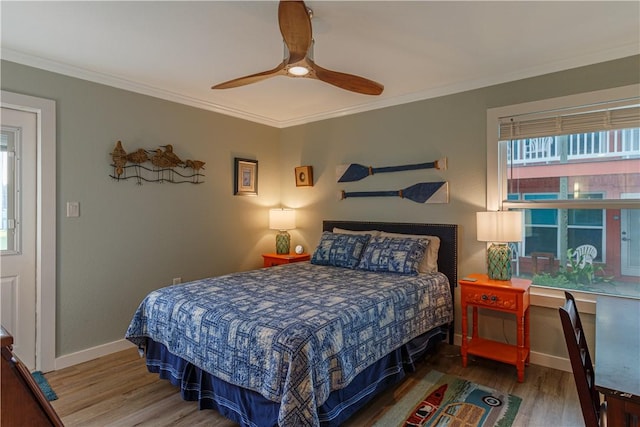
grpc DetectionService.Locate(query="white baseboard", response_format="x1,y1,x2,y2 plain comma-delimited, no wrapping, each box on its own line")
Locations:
452,333,571,373
529,350,572,372
54,339,137,370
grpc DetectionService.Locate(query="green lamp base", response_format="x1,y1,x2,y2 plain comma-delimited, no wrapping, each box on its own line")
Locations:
487,243,512,280
275,231,291,254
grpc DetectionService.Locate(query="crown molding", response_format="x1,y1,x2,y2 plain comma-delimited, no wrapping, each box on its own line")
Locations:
3,44,638,129
1,48,283,128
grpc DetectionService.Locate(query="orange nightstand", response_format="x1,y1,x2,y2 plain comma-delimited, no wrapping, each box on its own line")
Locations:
459,273,531,382
262,253,310,267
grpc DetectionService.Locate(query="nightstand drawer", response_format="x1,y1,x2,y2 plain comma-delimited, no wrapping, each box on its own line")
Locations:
265,257,292,267
463,288,518,310
262,253,310,267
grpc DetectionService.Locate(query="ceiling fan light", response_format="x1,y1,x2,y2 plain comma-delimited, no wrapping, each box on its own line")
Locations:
288,66,310,76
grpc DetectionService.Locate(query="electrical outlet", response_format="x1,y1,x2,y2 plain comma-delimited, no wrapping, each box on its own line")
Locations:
172,277,182,285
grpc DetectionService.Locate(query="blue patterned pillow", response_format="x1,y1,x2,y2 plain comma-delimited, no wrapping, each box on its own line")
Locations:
311,232,371,269
356,237,429,275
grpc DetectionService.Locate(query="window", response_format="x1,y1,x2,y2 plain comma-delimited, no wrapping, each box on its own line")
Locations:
1,128,19,253
488,85,640,298
522,194,559,256
517,193,605,261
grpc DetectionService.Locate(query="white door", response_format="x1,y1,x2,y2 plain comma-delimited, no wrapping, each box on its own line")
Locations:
621,193,640,277
1,107,37,369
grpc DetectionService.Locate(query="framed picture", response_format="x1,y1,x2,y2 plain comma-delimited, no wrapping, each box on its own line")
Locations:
234,158,258,196
295,165,313,187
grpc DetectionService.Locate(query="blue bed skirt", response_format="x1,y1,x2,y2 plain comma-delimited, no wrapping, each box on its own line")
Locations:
143,326,447,427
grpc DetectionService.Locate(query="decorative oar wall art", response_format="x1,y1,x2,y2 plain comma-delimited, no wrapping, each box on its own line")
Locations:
336,158,446,182
340,181,449,204
337,157,449,204
109,140,205,185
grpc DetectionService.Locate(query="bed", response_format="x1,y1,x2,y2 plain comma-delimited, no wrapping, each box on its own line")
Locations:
126,220,458,427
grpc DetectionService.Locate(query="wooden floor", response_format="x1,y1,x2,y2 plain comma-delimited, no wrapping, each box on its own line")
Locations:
45,343,584,426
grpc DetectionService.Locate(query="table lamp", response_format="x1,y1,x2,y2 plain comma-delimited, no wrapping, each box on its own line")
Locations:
477,210,523,280
269,208,296,254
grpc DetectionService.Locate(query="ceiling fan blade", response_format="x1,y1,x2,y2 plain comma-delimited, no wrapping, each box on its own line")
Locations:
212,62,286,89
278,1,312,63
309,61,384,95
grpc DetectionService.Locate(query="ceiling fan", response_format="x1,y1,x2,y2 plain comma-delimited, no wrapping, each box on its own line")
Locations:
211,1,383,96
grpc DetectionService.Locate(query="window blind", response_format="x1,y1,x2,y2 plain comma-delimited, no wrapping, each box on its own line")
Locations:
499,99,640,140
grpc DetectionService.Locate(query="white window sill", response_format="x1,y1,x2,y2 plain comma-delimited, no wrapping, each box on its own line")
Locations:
530,285,596,314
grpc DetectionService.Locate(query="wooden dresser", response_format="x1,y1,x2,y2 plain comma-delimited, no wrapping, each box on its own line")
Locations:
1,325,63,426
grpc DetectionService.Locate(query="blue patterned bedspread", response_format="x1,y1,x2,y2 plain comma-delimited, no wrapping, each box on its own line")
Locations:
126,262,453,426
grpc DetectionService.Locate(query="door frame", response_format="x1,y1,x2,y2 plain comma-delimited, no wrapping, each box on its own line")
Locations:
1,91,56,372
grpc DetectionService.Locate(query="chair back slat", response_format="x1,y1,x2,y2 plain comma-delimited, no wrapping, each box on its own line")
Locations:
559,292,602,427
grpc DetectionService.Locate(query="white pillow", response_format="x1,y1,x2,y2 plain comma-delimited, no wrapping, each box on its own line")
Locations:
333,227,381,237
378,231,440,273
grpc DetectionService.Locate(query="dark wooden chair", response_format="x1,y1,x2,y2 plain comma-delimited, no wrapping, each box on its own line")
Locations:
559,291,606,427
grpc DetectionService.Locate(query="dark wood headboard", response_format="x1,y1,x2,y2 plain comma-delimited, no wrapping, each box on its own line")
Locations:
323,220,458,343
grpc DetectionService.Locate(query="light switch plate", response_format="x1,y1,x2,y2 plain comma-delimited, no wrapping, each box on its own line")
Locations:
66,202,80,217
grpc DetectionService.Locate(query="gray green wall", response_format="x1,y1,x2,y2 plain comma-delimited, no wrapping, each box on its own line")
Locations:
277,55,640,360
1,60,281,354
1,55,638,361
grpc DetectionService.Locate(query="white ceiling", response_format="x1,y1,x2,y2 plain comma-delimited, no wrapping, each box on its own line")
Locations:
2,1,639,128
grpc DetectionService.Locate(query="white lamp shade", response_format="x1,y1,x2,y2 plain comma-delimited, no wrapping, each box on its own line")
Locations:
269,208,296,230
477,211,523,242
